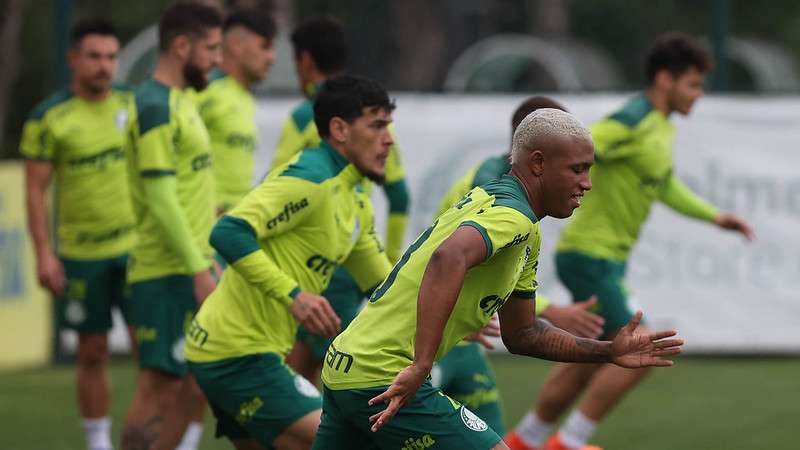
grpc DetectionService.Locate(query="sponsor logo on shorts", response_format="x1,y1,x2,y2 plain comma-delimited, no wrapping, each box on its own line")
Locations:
460,406,488,432
236,396,263,425
324,344,354,374
135,326,157,342
294,375,320,398
401,434,436,450
266,198,309,229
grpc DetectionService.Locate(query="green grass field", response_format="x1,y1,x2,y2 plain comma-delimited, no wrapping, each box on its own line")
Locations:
2,356,796,449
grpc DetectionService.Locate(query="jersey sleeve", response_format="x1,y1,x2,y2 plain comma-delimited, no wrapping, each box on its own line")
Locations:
659,173,718,221
136,102,176,176
457,204,530,261
343,195,393,292
382,128,410,261
590,118,639,162
270,111,319,170
512,231,541,299
19,113,55,161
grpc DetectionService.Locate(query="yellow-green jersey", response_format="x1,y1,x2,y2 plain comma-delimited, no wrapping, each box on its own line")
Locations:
125,79,215,282
196,69,257,212
185,142,392,362
20,86,135,259
322,174,541,390
270,96,409,261
558,94,718,261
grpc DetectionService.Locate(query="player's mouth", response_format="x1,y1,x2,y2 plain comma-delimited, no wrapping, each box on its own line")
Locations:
571,193,583,207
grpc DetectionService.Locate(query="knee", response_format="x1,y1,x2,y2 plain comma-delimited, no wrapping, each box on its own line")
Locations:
78,335,109,368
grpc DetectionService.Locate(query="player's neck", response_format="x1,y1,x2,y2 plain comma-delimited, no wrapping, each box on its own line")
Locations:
153,56,186,90
71,79,110,102
510,167,546,219
221,59,251,90
645,88,672,116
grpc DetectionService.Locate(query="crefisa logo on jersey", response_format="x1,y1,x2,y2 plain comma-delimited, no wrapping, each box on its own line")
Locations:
115,109,128,130
460,406,488,432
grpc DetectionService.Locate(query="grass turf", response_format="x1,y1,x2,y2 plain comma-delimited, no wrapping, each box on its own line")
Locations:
2,355,796,449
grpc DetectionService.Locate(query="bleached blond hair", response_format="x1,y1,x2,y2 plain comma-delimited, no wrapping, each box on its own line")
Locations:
510,108,591,164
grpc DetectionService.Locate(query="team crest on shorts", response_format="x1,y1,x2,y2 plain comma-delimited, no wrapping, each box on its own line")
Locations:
460,406,488,432
65,301,86,325
171,337,186,363
294,375,320,398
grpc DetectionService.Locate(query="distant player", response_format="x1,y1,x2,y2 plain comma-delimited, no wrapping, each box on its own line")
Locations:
120,4,222,450
275,17,410,384
314,108,684,450
22,18,133,450
431,96,605,436
186,75,395,450
197,10,276,215
505,33,754,450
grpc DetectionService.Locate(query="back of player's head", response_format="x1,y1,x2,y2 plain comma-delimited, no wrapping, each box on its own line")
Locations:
511,96,568,134
313,75,395,138
511,109,590,164
71,17,118,48
224,9,277,41
158,2,224,52
290,17,348,75
645,32,713,83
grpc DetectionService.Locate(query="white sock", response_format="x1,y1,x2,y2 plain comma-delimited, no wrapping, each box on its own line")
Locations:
559,410,597,449
83,416,113,450
515,411,554,448
176,422,204,450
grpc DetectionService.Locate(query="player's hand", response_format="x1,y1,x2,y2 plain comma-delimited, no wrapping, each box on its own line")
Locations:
463,314,500,349
290,292,341,338
610,311,683,368
368,362,429,432
36,252,66,297
713,213,755,241
193,269,217,305
541,297,605,338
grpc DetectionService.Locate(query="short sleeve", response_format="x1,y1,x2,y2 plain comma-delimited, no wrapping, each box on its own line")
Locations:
591,119,638,162
457,206,530,261
20,117,55,161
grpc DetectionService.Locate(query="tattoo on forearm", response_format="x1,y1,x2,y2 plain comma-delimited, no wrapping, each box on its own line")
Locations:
508,319,609,363
121,416,162,450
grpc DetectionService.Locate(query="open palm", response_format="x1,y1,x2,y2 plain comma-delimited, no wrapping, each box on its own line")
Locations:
610,311,684,368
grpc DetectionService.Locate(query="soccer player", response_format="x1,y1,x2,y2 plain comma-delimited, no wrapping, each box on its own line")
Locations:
120,4,222,450
197,10,276,215
431,96,606,437
22,18,133,450
185,75,395,450
275,17,410,384
314,108,684,450
505,33,754,450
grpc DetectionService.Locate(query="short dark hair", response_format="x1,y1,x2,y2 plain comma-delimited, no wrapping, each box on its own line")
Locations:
290,17,348,75
313,75,395,138
224,9,277,40
511,96,568,133
645,32,713,83
158,2,223,52
71,18,118,47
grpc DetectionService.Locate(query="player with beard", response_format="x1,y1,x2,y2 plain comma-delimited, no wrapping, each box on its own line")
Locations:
121,4,222,450
22,18,133,450
185,75,394,450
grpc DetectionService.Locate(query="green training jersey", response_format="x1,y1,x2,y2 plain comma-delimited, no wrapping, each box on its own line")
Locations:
185,142,392,362
558,94,718,261
196,69,257,212
20,86,135,259
322,174,541,390
125,79,215,282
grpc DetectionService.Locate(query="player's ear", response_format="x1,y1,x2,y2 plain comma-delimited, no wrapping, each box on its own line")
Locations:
653,69,674,90
328,117,349,143
529,149,545,177
173,35,191,61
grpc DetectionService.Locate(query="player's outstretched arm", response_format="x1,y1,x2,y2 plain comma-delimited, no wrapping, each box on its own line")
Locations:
498,297,683,368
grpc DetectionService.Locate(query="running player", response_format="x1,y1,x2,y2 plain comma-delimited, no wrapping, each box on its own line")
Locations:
120,4,222,450
185,75,395,450
505,33,754,450
431,96,605,436
276,17,410,384
22,18,133,450
197,10,276,215
314,108,684,450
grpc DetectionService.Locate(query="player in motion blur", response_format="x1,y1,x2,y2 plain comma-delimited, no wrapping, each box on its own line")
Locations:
197,9,276,216
314,108,684,450
186,75,395,450
430,96,605,437
22,18,134,450
505,33,754,450
273,17,411,385
121,4,222,450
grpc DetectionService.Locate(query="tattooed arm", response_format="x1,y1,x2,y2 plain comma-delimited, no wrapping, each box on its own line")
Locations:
498,296,683,368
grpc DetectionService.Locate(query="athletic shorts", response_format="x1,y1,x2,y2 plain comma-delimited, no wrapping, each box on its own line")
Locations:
58,254,131,333
431,342,504,435
130,274,197,376
296,267,363,361
555,250,632,336
313,382,502,450
189,352,322,448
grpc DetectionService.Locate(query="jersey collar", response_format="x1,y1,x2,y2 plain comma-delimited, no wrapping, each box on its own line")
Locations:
320,141,364,187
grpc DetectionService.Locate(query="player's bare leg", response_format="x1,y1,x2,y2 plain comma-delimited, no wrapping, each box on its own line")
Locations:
175,374,207,450
271,410,321,450
121,369,181,450
286,341,322,384
534,362,601,422
77,333,114,450
232,438,267,450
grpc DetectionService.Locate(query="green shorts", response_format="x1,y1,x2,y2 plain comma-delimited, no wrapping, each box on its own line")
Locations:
555,251,632,336
130,274,197,376
296,267,363,361
313,382,502,450
432,343,504,435
58,254,131,334
188,353,322,448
